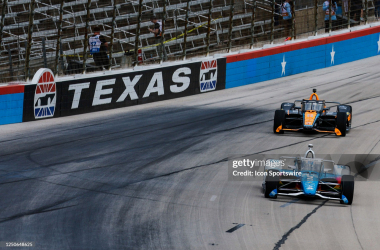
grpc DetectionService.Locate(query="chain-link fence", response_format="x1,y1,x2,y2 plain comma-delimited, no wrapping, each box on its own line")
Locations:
0,0,379,83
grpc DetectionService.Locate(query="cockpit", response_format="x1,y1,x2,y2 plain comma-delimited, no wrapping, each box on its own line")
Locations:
300,158,323,173
302,101,324,111
298,158,324,181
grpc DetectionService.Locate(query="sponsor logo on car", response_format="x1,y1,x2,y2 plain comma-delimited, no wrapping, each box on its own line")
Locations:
32,68,56,119
200,60,217,92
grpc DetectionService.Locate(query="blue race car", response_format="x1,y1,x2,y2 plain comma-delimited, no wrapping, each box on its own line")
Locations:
262,144,355,204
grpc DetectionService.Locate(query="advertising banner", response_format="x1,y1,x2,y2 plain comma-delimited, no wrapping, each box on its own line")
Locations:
23,58,226,121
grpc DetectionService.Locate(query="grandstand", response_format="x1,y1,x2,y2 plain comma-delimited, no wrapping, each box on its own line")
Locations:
0,0,378,82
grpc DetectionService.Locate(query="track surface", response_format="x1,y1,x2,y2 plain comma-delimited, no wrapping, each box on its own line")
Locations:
1,56,380,250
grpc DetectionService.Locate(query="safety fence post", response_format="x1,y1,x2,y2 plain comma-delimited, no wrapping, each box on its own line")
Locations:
161,0,167,62
134,0,143,66
183,0,190,60
348,0,351,28
109,0,117,70
8,45,13,78
42,37,47,68
364,0,368,24
228,0,234,52
54,0,64,77
25,0,36,81
329,0,332,33
250,0,256,48
0,0,7,48
83,0,91,74
291,0,295,39
271,0,275,43
314,0,318,35
206,0,213,56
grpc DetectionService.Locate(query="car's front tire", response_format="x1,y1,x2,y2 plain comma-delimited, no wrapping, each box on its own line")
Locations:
264,170,280,198
273,110,285,134
340,175,354,205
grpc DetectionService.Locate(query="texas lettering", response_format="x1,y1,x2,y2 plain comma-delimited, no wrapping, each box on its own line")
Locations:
67,67,191,109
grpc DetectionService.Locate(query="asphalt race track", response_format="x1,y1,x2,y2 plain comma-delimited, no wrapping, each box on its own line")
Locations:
1,55,380,250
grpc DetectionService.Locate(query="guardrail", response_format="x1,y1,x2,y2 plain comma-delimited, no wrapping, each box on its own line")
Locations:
0,58,226,124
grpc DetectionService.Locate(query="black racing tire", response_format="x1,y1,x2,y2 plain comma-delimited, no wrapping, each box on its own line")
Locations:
273,110,285,134
347,105,352,131
340,175,354,205
264,170,280,198
338,105,352,131
336,112,347,137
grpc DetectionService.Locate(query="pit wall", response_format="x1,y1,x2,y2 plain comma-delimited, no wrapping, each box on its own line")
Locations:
0,58,226,125
225,25,380,89
1,24,380,126
0,85,24,125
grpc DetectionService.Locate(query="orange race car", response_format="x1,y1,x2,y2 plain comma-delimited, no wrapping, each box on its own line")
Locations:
273,89,352,136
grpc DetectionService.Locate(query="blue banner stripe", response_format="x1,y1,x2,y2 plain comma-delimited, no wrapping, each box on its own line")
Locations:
226,32,380,89
0,93,24,125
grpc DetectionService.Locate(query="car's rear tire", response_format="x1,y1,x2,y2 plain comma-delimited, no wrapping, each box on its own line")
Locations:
273,110,285,134
340,175,354,205
264,170,280,198
346,106,352,131
336,112,347,137
338,105,352,131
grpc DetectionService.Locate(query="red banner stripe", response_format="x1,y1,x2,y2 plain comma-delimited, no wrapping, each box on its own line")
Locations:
0,85,24,95
226,25,380,63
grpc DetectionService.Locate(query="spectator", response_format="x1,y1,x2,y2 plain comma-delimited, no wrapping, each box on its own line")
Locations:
89,26,110,70
149,16,167,61
360,9,364,22
281,0,292,41
350,0,362,24
342,0,348,16
375,0,380,20
323,0,338,32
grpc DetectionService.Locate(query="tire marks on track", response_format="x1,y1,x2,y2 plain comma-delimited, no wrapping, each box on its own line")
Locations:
350,206,364,250
273,200,328,250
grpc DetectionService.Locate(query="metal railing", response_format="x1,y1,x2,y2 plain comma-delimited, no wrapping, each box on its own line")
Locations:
0,0,379,83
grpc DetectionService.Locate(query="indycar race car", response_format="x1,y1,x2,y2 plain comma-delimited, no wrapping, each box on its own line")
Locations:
262,144,355,204
273,89,352,136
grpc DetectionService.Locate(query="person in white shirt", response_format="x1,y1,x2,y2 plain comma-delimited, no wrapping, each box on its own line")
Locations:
88,26,109,70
